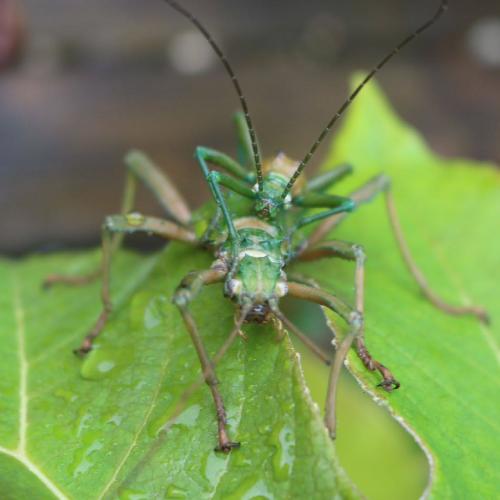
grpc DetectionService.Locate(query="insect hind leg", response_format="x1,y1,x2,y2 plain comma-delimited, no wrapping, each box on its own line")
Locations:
306,174,489,323
298,239,399,391
172,267,241,453
43,150,192,289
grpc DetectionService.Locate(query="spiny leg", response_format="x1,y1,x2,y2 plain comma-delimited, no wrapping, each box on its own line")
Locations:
44,149,193,287
291,191,355,228
76,214,197,355
172,266,241,452
298,240,399,390
286,281,364,439
306,174,489,323
306,163,353,192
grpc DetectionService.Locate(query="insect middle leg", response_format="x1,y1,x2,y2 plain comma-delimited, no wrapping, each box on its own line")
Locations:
306,174,489,323
172,266,241,453
298,240,399,390
75,214,197,355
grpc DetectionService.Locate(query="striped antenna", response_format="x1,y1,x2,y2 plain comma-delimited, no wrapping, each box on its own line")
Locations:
162,0,264,191
281,0,449,200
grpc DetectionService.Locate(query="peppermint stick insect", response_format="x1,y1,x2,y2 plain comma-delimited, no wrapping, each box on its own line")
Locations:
45,0,489,453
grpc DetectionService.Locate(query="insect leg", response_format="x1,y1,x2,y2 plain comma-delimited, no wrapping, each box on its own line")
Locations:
196,146,254,183
292,192,355,228
196,147,256,241
172,267,242,453
270,307,331,366
43,150,192,288
286,281,366,439
233,111,257,171
307,174,489,322
121,150,192,225
306,163,353,192
75,215,197,355
298,240,399,390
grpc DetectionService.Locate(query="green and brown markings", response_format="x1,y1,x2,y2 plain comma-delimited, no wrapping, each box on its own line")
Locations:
44,0,488,452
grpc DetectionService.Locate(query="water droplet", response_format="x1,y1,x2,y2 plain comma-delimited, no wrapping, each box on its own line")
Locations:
80,347,132,381
258,424,272,435
54,388,78,403
164,484,188,499
106,414,123,426
119,488,148,500
126,212,145,226
75,406,92,438
70,434,103,478
144,295,168,330
269,422,294,482
203,451,227,488
227,475,274,499
148,404,201,437
129,291,168,331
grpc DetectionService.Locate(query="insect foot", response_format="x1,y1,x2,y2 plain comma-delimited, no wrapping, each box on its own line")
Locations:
377,365,401,392
73,344,92,358
215,440,241,454
355,337,400,391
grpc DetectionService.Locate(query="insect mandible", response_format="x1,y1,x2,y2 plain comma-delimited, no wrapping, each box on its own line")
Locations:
45,0,488,452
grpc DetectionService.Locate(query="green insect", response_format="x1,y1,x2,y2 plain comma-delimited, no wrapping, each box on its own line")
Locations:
45,0,488,453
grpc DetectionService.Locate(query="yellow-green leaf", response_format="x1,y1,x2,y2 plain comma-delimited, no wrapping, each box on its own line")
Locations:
299,76,500,498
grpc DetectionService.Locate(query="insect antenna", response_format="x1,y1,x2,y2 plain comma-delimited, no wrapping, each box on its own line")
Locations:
281,0,449,200
161,0,264,191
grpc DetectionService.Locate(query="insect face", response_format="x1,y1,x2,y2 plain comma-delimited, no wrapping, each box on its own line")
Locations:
254,153,304,219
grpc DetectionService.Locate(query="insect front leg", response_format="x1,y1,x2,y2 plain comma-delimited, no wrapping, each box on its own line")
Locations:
306,174,489,323
195,147,256,241
298,240,399,390
75,214,196,355
172,267,241,453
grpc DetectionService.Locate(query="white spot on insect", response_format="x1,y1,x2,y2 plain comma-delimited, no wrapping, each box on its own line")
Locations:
283,193,292,208
239,249,267,259
167,30,216,75
228,279,243,295
274,281,288,297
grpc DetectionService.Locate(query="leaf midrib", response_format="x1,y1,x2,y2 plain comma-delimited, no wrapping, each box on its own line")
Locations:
0,271,69,500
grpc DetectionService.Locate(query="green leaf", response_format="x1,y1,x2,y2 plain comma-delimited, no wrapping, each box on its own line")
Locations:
0,245,357,499
298,76,500,498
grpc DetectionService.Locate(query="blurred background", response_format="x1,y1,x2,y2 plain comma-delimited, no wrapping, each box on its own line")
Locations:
1,0,499,498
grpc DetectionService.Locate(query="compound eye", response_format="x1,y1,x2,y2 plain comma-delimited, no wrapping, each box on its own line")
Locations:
227,279,243,296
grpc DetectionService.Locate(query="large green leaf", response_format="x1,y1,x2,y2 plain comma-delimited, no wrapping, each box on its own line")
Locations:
0,245,357,499
298,77,500,498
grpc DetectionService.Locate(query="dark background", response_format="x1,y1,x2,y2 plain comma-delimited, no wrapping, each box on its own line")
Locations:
1,0,499,254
